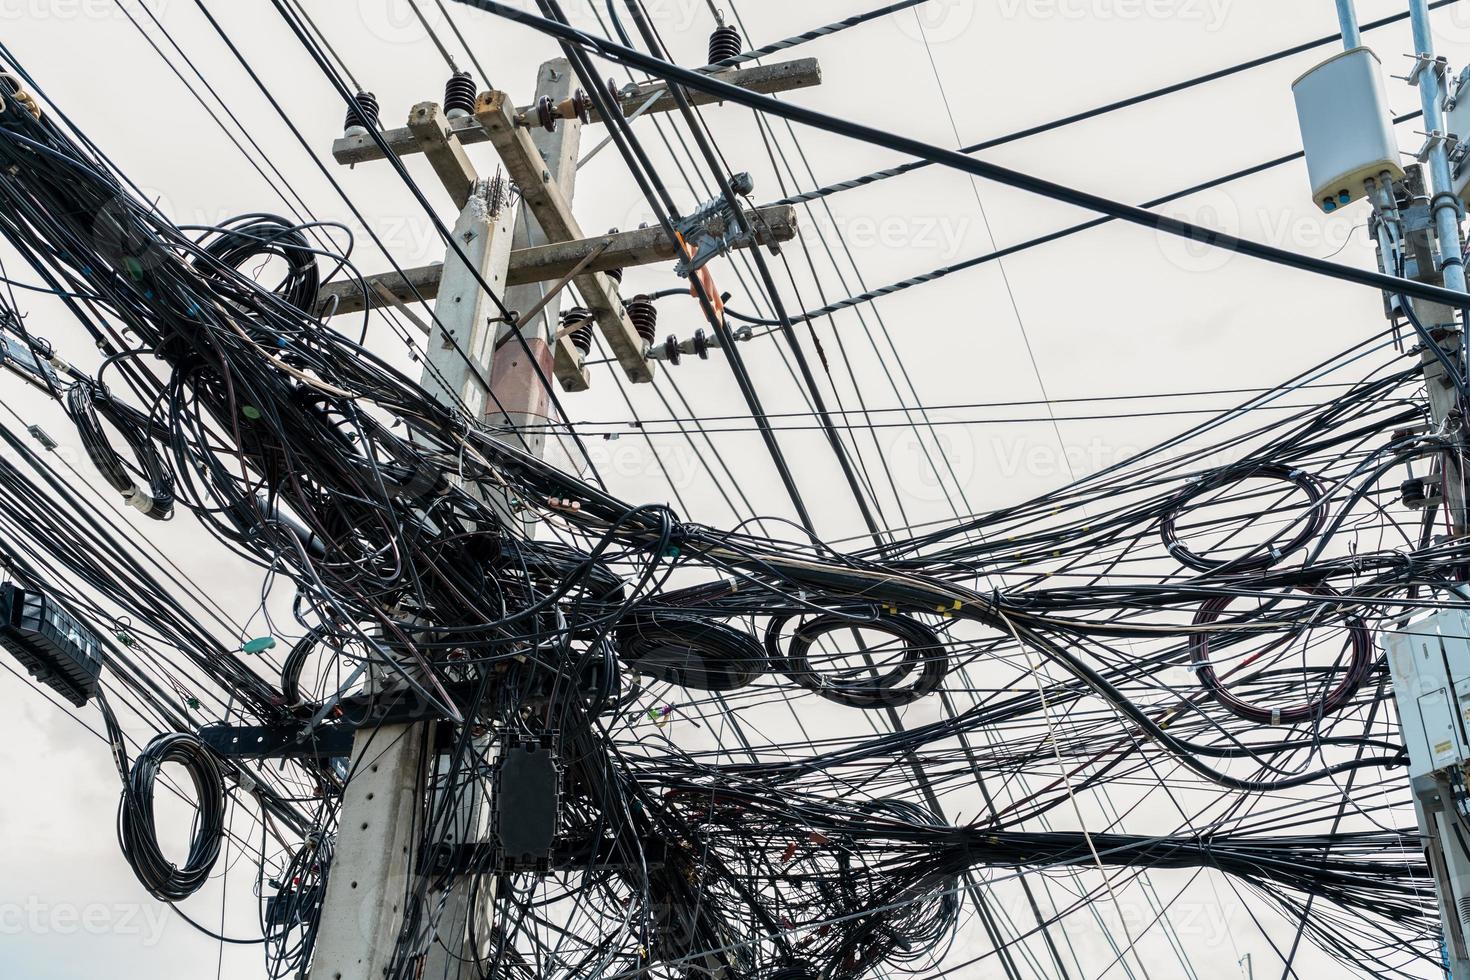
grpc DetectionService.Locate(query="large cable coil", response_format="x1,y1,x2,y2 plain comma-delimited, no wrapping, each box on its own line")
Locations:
117,731,226,902
765,610,947,709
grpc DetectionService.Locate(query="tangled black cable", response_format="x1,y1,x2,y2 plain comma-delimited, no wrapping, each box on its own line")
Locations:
1188,585,1373,726
117,731,226,902
0,34,1457,980
280,625,326,707
765,611,947,709
263,832,330,978
616,612,767,691
1159,461,1325,572
66,381,174,519
191,214,322,315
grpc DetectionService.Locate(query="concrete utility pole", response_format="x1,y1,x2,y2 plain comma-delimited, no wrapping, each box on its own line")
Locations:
306,42,821,979
489,58,583,465
422,58,585,980
308,168,520,980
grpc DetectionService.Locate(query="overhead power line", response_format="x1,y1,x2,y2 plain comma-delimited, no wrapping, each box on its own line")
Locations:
453,0,1470,310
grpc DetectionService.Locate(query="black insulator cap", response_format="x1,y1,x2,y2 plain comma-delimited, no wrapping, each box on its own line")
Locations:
443,71,476,117
626,295,658,345
344,91,380,133
561,306,594,355
708,23,742,66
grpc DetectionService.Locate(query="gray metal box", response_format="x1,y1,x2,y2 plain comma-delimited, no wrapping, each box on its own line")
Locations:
1445,66,1470,202
1384,607,1470,779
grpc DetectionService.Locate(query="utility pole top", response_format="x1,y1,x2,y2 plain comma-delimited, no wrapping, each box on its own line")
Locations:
307,39,826,978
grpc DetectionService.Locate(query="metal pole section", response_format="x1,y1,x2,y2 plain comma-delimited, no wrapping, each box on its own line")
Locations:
1411,0,1469,295
1381,9,1470,978
1336,0,1363,47
1402,0,1470,536
309,180,519,980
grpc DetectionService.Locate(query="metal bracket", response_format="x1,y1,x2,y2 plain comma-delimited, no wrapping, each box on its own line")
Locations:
420,837,667,878
198,680,487,760
1406,51,1450,87
1416,129,1456,163
199,722,356,760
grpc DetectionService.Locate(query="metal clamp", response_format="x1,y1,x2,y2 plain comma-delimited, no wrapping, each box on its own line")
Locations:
1406,51,1449,87
1416,129,1456,164
672,173,757,277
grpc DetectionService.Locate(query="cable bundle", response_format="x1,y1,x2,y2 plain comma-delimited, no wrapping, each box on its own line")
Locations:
0,20,1458,980
116,731,226,902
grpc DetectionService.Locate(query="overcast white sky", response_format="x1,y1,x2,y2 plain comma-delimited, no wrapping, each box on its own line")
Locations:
1,1,1465,977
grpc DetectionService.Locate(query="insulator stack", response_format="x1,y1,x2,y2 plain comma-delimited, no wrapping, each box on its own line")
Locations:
343,91,381,136
443,71,475,119
627,296,658,346
562,306,594,355
708,24,742,67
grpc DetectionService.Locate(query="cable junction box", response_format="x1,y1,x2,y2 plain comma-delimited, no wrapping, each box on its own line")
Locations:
491,736,561,873
1384,608,1470,962
1385,608,1470,777
0,583,102,706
